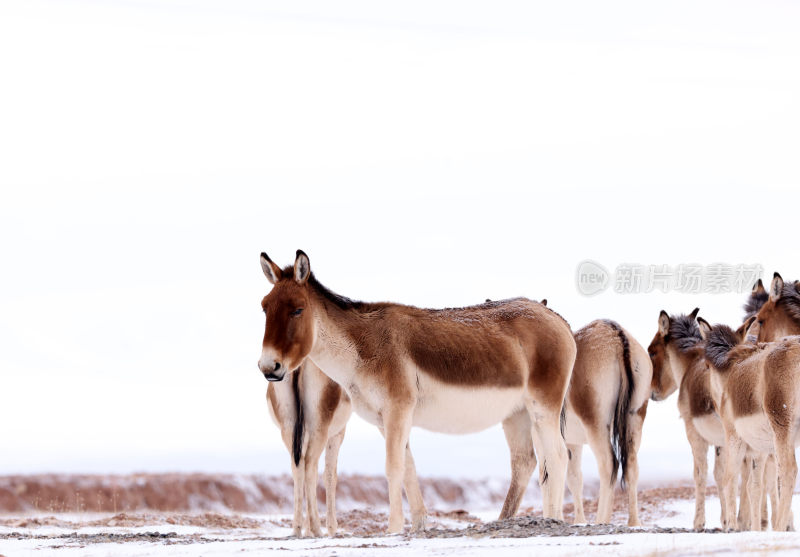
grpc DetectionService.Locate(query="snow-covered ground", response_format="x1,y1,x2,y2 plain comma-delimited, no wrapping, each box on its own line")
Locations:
3,493,800,556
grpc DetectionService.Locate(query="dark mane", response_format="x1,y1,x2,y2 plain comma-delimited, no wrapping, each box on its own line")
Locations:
668,313,702,352
743,286,768,319
776,280,800,325
704,325,739,371
305,271,370,311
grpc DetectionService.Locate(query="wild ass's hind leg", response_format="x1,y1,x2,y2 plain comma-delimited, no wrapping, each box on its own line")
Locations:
383,403,416,533
771,428,798,532
746,455,766,531
721,428,747,531
499,409,537,520
737,456,750,530
324,429,345,536
402,444,427,531
586,425,616,524
764,456,777,530
624,402,646,527
684,420,709,531
566,443,586,524
526,400,568,521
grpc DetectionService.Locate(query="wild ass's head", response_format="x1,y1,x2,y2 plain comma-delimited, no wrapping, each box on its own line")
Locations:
698,315,759,378
753,273,800,342
647,308,701,401
258,250,316,381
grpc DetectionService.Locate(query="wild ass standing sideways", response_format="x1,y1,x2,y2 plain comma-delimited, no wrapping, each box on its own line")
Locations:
258,250,577,532
647,308,746,530
700,317,800,532
564,319,653,526
266,359,351,536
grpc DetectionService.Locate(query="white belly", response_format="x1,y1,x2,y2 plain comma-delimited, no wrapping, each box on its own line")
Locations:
413,375,524,434
693,414,725,447
735,414,775,453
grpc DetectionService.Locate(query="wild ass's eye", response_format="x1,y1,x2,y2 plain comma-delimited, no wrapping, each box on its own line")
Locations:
290,308,304,317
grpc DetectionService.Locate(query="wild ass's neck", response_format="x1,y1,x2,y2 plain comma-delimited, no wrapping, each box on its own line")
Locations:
667,344,702,385
306,291,368,388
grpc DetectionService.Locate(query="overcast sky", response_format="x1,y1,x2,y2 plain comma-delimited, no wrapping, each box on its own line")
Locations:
1,0,799,480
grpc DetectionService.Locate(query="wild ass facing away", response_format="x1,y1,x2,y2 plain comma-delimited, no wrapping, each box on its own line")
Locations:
259,250,577,533
564,319,653,526
266,359,352,536
700,318,800,532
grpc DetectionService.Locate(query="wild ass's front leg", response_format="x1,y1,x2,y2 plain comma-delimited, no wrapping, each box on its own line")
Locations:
303,427,329,537
290,459,306,537
324,429,345,536
684,420,709,530
383,403,416,533
499,409,536,519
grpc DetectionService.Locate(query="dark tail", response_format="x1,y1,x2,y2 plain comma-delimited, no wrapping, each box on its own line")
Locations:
604,319,634,490
291,368,304,467
560,401,567,439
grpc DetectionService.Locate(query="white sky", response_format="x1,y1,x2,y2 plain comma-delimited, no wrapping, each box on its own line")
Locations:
1,0,799,479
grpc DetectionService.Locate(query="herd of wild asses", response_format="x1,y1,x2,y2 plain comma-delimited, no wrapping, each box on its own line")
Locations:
257,250,800,536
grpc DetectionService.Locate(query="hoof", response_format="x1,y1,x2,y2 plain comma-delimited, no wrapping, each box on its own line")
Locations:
326,521,338,537
387,521,404,535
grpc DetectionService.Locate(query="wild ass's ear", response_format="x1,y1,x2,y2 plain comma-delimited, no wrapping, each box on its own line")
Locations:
689,307,700,320
770,273,784,302
658,310,670,336
294,250,311,285
261,252,282,284
540,299,548,306
743,315,760,344
753,278,765,294
697,317,711,340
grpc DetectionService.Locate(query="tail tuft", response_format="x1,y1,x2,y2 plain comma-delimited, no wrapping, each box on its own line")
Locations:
604,320,634,490
291,369,304,467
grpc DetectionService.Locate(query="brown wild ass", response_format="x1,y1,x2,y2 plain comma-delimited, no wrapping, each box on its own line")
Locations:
564,319,653,526
647,308,751,530
649,299,783,532
266,359,351,536
700,317,800,532
258,250,577,532
753,273,800,342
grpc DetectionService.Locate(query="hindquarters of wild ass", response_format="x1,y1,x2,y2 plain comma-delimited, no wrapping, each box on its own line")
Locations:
563,319,653,526
701,317,800,532
258,250,577,533
266,359,352,536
